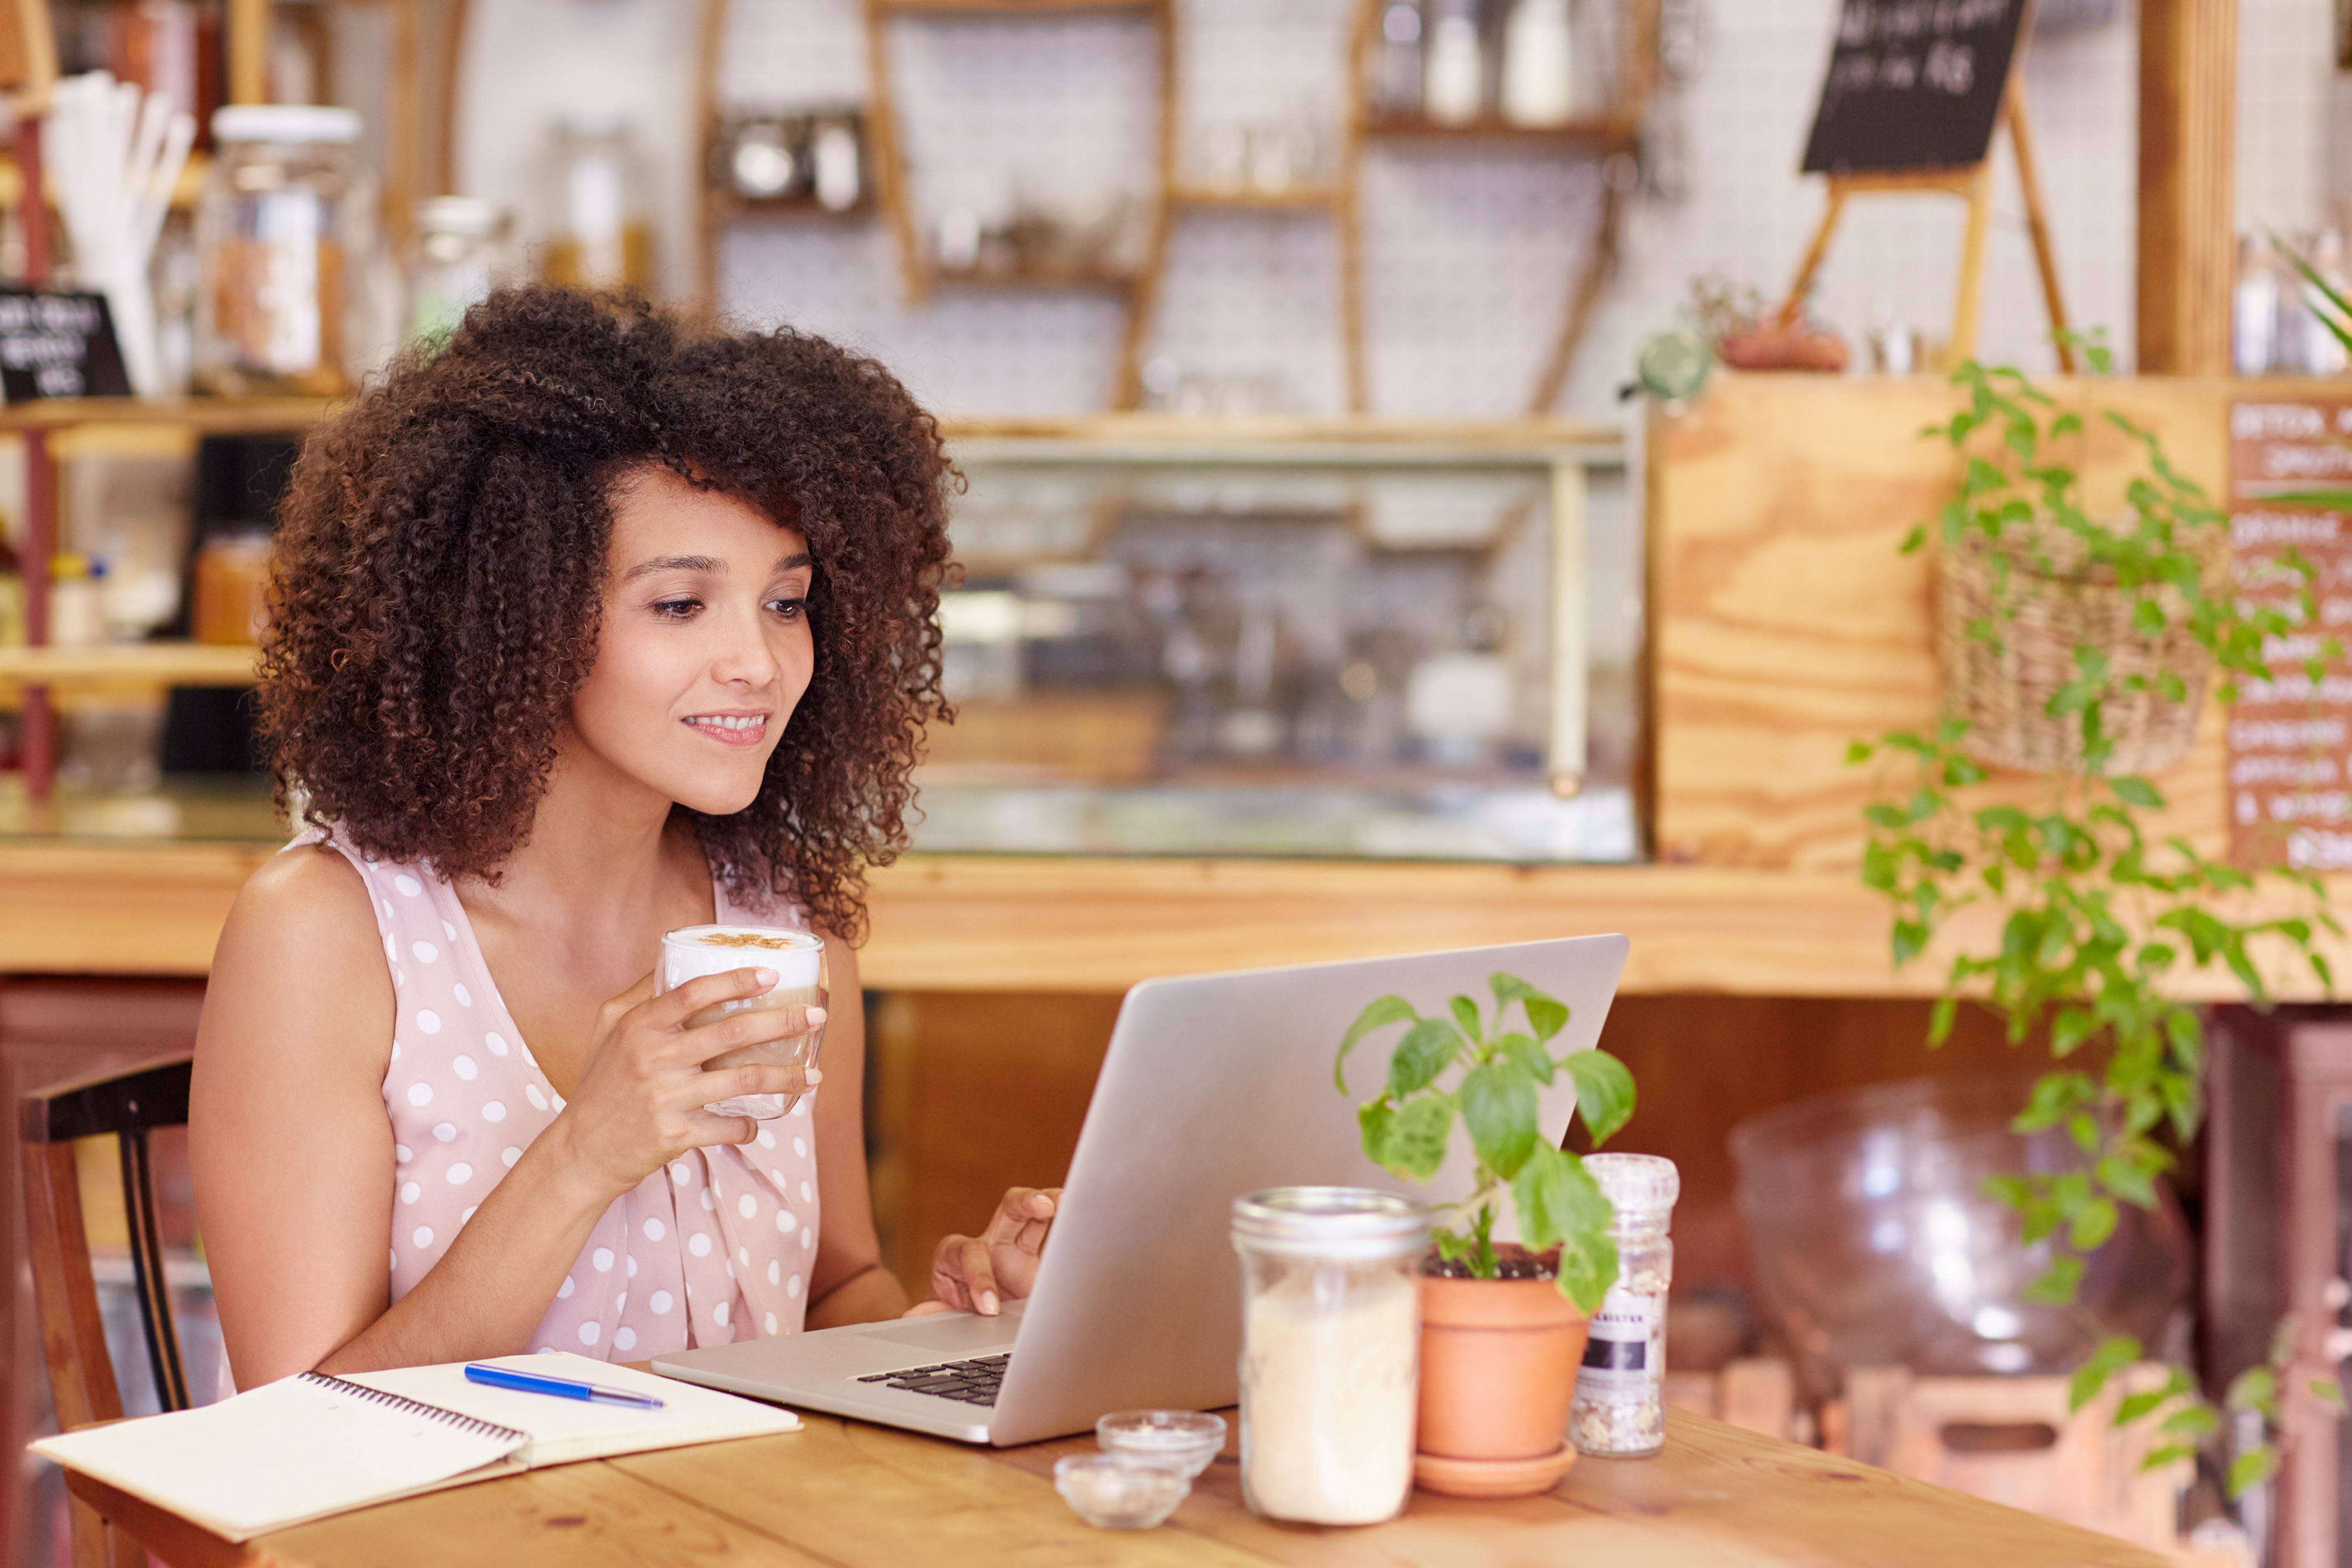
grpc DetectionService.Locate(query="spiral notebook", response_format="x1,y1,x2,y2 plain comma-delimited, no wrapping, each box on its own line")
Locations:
31,1353,801,1542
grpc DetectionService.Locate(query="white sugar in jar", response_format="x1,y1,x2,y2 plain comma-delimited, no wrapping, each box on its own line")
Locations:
657,924,826,1120
1231,1187,1427,1525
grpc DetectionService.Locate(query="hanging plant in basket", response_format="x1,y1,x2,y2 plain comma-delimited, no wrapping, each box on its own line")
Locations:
1851,337,2344,1494
1921,358,2241,776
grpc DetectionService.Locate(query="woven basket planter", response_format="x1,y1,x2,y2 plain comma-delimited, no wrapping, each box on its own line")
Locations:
1934,524,2219,776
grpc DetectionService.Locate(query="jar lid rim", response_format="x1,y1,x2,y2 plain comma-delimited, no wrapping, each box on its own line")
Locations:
212,105,363,143
1231,1186,1428,1256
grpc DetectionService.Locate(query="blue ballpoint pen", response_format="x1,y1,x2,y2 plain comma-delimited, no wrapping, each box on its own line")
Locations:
464,1363,666,1409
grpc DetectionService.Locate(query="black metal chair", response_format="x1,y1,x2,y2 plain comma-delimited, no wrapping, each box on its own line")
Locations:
21,1051,196,1566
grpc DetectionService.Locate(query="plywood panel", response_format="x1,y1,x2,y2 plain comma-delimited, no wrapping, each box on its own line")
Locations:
1650,372,2245,872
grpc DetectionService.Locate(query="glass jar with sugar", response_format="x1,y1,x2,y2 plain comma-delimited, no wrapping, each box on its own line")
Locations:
1230,1187,1426,1525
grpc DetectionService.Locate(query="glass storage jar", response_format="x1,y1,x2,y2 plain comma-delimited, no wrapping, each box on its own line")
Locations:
537,111,655,290
1231,1187,1426,1525
406,196,515,344
1569,1153,1679,1457
195,104,377,396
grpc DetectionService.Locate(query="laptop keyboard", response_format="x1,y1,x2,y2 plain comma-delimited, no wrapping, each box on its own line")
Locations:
857,1353,1010,1406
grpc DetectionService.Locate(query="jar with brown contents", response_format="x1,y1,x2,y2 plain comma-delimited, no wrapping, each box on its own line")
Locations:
196,105,379,397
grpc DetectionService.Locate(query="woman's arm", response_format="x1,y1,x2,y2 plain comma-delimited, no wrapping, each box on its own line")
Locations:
193,848,818,1385
802,936,913,1327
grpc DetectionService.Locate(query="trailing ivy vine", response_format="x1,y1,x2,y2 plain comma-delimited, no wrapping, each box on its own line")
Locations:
1848,341,2343,1490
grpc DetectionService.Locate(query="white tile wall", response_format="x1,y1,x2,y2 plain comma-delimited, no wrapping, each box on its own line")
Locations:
461,0,2340,417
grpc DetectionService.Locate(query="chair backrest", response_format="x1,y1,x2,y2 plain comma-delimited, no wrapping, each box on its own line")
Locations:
20,1051,196,1430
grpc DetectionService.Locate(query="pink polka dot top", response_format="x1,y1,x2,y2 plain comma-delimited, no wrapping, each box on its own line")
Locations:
292,828,823,1359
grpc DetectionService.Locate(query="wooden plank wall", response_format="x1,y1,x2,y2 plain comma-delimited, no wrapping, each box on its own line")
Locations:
1650,373,2241,872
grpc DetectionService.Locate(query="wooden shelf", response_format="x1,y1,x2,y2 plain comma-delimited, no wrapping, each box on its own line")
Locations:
1166,184,1342,212
872,0,1157,12
927,261,1140,293
0,152,210,213
1362,111,1639,151
0,397,337,434
0,644,260,688
706,190,875,222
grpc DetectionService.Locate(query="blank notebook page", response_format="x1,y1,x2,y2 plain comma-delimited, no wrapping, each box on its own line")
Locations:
34,1373,525,1541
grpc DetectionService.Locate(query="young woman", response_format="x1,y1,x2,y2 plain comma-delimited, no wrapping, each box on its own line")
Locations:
190,287,1053,1387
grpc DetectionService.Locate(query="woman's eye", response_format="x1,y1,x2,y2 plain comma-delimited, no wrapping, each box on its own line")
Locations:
769,597,806,621
651,598,702,620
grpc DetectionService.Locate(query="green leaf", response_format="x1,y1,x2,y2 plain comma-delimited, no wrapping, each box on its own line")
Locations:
1459,1058,1541,1180
1928,996,1958,1048
2070,1196,2118,1251
1337,995,1417,1092
1846,740,1874,764
1377,1093,1456,1182
1387,1017,1466,1097
2023,1253,2085,1306
2228,1445,2281,1499
2071,1335,2140,1412
2227,1365,2278,1415
1495,1031,1555,1085
1356,1099,1395,1166
1448,995,1485,1045
1490,974,1569,1042
1565,1049,1637,1146
1899,524,1927,554
2312,1378,2348,1413
2115,1368,2193,1426
2141,1443,2197,1472
2110,776,2166,809
2096,1153,2160,1210
1512,1146,1618,1313
2158,1403,2221,1437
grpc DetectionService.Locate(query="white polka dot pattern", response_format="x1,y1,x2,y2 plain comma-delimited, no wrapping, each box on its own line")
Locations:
291,828,820,1365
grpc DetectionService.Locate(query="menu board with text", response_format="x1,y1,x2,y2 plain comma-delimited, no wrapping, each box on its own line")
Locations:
2227,398,2352,870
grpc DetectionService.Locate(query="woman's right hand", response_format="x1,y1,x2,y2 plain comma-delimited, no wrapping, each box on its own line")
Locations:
552,965,824,1198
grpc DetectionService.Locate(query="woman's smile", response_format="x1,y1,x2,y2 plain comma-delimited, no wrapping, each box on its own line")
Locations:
683,711,771,747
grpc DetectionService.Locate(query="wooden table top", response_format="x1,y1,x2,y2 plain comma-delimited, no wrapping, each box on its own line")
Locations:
67,1406,2173,1568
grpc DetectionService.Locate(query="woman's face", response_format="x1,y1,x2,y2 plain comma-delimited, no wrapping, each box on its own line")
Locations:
567,463,815,818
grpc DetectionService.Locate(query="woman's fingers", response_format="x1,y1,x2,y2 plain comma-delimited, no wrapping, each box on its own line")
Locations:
646,965,781,1030
931,1234,1001,1315
986,1186,1058,1245
693,1002,827,1060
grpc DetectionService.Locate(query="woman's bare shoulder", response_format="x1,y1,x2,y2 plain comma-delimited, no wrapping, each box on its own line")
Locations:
201,843,392,1075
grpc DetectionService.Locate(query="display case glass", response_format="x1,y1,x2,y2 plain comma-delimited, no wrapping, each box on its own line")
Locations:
910,422,1639,862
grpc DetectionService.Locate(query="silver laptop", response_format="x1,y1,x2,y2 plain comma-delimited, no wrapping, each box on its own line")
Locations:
652,933,1628,1445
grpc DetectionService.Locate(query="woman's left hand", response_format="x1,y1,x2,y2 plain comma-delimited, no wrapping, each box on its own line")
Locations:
911,1187,1060,1317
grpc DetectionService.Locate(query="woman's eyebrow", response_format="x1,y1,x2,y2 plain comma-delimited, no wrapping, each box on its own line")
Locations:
776,552,814,573
622,553,724,583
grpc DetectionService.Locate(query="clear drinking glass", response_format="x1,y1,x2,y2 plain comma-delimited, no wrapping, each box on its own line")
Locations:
1230,1187,1426,1525
657,924,827,1120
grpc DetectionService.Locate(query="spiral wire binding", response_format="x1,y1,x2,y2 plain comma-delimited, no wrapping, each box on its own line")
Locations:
296,1372,529,1446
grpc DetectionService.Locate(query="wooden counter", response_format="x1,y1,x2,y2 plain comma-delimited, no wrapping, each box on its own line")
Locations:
67,1407,2173,1568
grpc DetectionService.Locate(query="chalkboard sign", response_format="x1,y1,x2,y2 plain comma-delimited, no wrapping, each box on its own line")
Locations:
1800,0,2030,175
0,290,131,402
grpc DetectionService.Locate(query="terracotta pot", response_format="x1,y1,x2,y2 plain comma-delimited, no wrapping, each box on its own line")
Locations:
1416,1261,1590,1464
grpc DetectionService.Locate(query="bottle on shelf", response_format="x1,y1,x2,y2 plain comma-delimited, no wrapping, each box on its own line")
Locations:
538,110,656,291
1373,0,1425,114
48,556,106,650
1424,0,1485,124
407,196,517,345
1500,0,1575,127
2234,232,2279,376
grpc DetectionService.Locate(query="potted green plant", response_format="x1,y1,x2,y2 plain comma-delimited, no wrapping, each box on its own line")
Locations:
1335,972,1635,1497
1850,338,2342,1494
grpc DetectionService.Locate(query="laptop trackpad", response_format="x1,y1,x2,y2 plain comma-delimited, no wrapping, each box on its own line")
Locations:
863,1307,1022,1356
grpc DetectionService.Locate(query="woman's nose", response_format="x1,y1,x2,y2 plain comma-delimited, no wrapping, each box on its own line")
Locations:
710,607,782,687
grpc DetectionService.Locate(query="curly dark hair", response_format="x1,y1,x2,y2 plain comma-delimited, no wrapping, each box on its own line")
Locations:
257,286,956,940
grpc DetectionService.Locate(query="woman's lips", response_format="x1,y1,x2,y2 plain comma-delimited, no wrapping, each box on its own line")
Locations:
683,715,769,748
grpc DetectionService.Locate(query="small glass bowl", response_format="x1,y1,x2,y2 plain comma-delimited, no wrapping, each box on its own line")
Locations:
1095,1409,1228,1478
1053,1453,1191,1529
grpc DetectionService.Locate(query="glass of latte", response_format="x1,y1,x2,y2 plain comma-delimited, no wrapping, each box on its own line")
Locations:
658,924,827,1120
